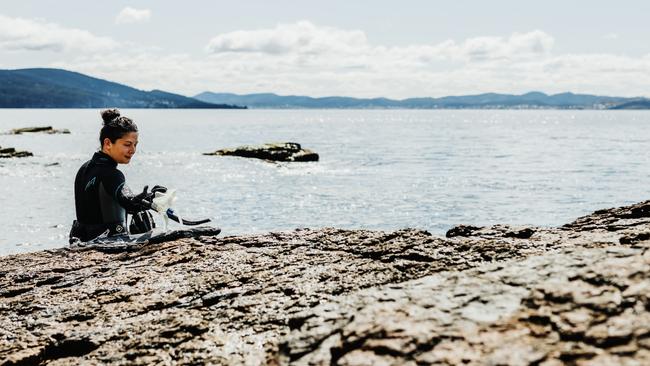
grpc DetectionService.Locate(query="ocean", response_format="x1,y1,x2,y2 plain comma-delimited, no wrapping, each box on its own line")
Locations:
1,109,649,256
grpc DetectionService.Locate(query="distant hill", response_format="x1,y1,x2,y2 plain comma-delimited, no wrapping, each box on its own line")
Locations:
2,68,648,110
0,69,245,109
609,100,650,110
195,91,649,110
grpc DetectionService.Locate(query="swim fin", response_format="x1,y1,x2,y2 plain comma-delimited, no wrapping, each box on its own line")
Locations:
166,208,211,226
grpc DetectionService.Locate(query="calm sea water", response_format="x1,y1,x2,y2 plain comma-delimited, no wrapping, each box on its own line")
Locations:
1,109,649,255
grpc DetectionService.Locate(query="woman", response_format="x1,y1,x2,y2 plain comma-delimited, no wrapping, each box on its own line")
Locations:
69,109,161,243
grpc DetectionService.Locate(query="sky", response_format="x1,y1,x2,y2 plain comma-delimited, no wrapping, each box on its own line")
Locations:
1,0,650,99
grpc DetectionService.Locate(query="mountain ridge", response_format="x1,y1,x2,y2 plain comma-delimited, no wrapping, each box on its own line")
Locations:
1,67,648,109
0,68,245,109
195,91,649,109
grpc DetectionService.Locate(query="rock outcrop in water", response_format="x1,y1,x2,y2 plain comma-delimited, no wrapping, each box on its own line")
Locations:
1,201,650,364
6,126,70,135
204,142,319,162
0,146,33,158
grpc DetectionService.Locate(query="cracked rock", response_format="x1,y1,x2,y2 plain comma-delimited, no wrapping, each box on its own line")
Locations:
2,200,650,364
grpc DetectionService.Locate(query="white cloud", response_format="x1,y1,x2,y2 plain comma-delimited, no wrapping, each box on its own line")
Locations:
604,33,619,40
206,22,553,64
206,20,367,55
464,30,554,61
0,14,119,52
115,7,151,25
17,20,650,98
407,30,554,63
54,47,650,99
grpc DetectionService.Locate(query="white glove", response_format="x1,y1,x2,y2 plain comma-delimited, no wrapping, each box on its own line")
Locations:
151,189,177,213
151,189,177,231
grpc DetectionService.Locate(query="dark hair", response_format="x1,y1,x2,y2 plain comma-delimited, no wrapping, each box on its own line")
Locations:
99,109,138,147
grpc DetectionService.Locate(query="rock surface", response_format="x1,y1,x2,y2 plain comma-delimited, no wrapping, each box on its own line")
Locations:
6,126,70,135
0,146,33,158
1,201,650,365
204,142,319,162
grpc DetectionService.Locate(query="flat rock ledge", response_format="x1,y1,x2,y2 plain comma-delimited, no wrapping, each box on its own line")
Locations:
5,126,70,135
2,201,650,365
0,146,33,158
204,142,319,162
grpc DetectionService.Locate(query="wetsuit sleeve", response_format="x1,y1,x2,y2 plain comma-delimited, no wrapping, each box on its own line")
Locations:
117,184,153,213
101,170,152,213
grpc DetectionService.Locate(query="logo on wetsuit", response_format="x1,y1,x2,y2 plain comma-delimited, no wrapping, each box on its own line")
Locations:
85,177,96,191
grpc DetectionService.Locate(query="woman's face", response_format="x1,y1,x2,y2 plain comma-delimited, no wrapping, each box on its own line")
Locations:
103,132,139,164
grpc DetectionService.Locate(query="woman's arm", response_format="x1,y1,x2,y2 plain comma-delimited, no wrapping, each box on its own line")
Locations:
102,170,152,213
116,184,153,213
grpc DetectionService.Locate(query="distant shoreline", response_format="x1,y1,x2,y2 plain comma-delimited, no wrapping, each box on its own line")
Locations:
3,68,650,110
2,106,649,110
194,91,650,110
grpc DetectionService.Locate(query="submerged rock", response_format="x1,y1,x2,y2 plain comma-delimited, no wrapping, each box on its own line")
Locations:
0,146,33,158
1,201,650,364
7,126,70,134
204,142,319,162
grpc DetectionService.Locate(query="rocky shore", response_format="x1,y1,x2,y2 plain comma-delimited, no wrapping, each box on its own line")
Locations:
1,201,650,365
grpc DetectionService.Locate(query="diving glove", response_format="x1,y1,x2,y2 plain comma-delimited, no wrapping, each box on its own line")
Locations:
139,185,167,203
130,185,154,212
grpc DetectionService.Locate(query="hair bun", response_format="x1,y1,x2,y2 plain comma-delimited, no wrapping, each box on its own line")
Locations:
101,109,121,124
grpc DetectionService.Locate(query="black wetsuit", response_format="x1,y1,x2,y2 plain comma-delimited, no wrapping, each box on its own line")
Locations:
70,151,150,242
